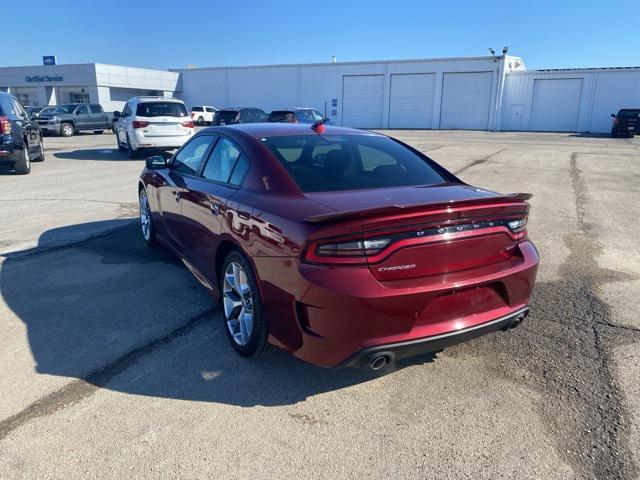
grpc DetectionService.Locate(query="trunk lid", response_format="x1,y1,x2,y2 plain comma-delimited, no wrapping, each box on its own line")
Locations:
305,184,529,281
137,116,189,137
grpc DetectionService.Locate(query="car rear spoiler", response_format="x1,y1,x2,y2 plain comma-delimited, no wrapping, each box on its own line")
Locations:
304,193,533,224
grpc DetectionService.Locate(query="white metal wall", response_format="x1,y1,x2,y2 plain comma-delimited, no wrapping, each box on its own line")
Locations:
501,68,640,133
175,56,513,129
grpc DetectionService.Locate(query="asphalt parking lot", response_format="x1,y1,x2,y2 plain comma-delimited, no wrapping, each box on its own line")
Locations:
1,129,639,479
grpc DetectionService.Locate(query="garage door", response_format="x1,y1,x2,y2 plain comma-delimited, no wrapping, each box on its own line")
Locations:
342,75,384,128
440,72,493,130
530,78,582,132
388,74,435,128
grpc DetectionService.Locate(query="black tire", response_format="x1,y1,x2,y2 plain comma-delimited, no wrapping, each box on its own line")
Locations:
116,133,126,152
60,122,74,137
94,130,104,134
220,250,271,358
31,142,45,162
139,188,156,246
197,116,205,126
126,134,138,159
611,130,618,138
14,144,31,174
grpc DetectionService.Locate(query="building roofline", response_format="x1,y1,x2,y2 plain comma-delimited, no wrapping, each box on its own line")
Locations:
509,66,640,74
169,55,516,72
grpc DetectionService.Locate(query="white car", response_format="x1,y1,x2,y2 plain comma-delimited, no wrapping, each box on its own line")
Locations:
190,105,217,125
115,97,194,158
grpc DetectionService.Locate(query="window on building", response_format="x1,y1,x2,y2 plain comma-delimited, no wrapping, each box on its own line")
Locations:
70,92,90,104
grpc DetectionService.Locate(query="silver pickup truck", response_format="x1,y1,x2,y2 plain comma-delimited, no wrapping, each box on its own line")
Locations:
36,103,116,137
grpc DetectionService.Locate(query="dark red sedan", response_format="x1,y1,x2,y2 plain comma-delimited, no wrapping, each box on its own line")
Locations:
138,123,539,369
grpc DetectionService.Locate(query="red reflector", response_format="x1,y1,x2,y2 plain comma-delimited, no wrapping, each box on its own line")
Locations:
181,120,194,128
0,116,11,135
311,121,325,133
132,121,149,129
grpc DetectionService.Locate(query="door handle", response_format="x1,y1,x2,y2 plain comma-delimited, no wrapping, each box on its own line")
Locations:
173,191,181,201
210,202,221,215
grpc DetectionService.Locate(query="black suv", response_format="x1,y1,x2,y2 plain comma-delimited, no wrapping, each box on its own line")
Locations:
212,108,267,126
0,92,44,174
611,109,640,138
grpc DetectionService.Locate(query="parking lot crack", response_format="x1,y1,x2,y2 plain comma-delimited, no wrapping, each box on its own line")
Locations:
0,308,217,442
453,148,506,175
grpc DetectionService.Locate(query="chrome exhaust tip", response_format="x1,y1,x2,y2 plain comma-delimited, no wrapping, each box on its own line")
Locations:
369,355,390,370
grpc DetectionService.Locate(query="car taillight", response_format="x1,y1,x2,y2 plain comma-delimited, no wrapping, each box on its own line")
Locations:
190,112,195,118
507,216,528,233
613,117,619,124
0,116,11,134
304,238,390,265
181,120,194,128
132,121,149,129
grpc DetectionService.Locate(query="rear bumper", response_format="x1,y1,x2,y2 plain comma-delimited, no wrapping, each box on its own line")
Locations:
255,240,539,367
0,143,18,164
339,307,529,368
131,130,193,150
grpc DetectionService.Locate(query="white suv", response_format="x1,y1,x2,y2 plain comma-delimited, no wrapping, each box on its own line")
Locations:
115,97,194,158
190,105,217,125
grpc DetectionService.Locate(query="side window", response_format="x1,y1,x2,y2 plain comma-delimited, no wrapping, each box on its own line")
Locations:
239,110,251,123
171,135,216,176
312,110,324,121
201,137,242,183
76,105,90,115
254,109,266,122
90,105,102,113
0,96,14,116
206,107,215,113
124,102,132,117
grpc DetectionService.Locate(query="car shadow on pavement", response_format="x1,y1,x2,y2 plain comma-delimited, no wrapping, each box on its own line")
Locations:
1,220,436,407
53,149,173,161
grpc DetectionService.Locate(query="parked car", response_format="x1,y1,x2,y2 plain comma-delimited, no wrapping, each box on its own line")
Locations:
611,109,640,137
190,105,217,125
137,123,539,369
36,103,115,137
114,97,194,158
0,92,45,174
211,108,267,126
267,108,329,124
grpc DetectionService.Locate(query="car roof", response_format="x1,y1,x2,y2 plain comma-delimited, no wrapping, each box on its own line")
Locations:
135,96,184,103
199,123,382,138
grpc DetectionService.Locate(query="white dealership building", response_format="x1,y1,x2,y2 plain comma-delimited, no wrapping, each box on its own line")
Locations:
1,55,639,133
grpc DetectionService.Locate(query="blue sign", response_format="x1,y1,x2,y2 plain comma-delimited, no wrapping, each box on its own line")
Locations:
43,56,57,66
25,75,64,83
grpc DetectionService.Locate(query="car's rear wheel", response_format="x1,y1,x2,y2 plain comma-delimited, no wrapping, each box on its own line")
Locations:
221,251,270,358
197,116,205,126
14,144,31,175
126,133,138,159
32,142,45,162
94,130,104,134
60,123,74,137
139,188,156,246
116,132,126,152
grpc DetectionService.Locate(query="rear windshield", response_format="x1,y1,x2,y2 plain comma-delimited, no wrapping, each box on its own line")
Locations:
262,134,448,192
216,111,239,121
268,111,295,122
618,110,640,118
191,106,203,112
136,102,188,118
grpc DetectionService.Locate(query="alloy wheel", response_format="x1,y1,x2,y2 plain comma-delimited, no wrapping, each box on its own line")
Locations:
223,262,254,346
62,124,73,136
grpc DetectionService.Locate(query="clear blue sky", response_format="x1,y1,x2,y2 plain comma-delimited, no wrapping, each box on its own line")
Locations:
3,0,639,70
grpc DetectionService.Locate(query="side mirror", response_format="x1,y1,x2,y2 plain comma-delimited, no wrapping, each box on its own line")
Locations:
611,114,616,118
113,111,121,119
145,155,168,170
322,117,329,123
